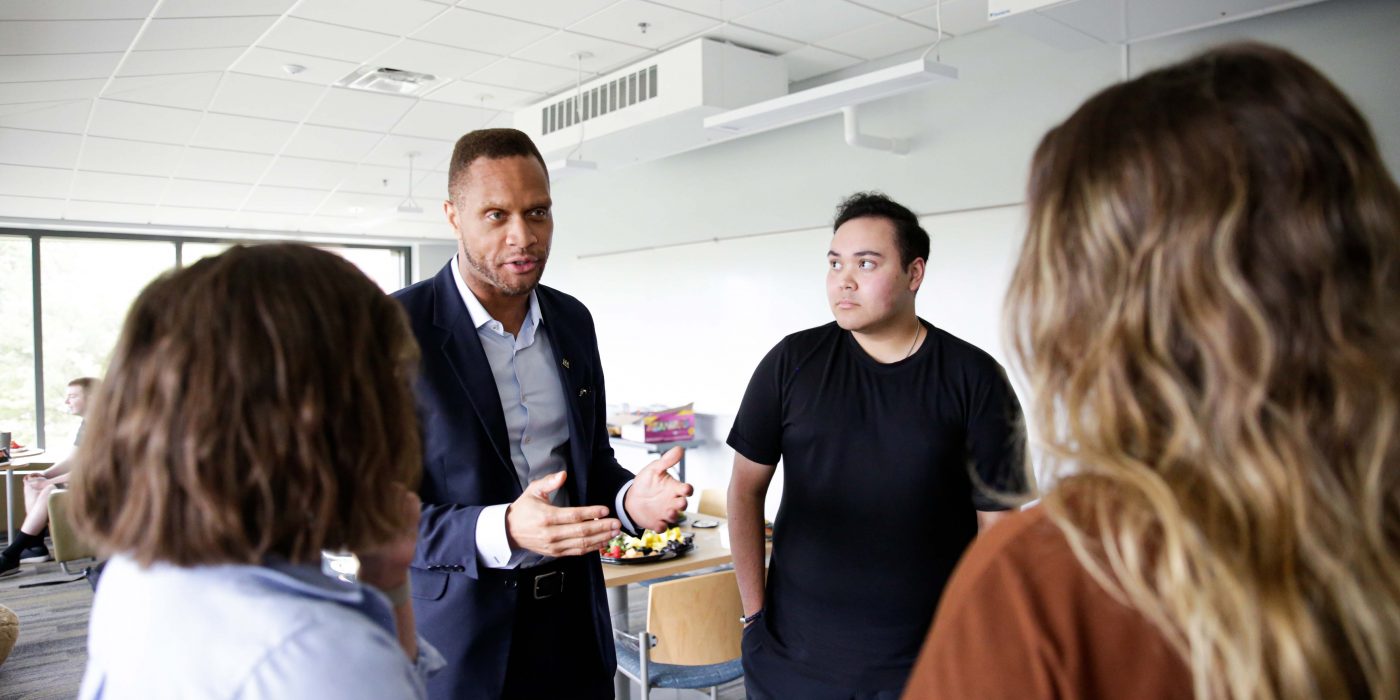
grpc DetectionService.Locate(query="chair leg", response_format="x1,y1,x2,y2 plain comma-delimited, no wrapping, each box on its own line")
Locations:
710,687,718,699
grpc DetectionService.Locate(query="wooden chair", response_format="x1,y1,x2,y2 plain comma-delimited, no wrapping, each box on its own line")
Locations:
614,570,744,699
697,488,727,518
46,490,97,574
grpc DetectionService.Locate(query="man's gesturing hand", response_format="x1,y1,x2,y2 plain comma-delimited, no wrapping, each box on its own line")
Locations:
507,470,621,557
624,447,694,532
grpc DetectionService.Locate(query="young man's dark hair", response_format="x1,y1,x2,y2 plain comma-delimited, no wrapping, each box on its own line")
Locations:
833,191,930,268
446,128,549,200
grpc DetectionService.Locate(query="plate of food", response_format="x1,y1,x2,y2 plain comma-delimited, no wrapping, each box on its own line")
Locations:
599,527,694,565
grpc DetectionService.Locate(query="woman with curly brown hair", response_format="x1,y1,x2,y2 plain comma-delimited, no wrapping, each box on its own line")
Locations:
905,44,1400,700
71,244,443,698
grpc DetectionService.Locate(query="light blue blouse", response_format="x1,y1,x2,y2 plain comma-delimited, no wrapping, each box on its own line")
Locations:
79,554,444,699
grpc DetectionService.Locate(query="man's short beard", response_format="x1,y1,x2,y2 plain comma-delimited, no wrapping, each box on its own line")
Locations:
462,248,540,297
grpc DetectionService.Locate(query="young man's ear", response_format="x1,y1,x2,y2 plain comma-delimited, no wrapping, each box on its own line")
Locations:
908,258,926,293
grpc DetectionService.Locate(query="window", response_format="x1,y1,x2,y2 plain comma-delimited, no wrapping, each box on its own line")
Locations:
0,232,409,448
40,238,177,449
0,235,36,446
321,245,407,293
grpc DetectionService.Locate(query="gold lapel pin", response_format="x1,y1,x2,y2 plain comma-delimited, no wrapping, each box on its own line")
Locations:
562,358,571,369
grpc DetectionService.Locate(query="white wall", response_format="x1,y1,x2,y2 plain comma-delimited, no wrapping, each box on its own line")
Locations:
549,0,1400,512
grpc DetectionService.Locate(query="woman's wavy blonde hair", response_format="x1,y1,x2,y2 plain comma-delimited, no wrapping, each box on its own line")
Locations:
72,243,422,567
1007,43,1400,699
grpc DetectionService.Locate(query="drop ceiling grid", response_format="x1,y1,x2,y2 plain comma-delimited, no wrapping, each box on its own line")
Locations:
0,0,963,236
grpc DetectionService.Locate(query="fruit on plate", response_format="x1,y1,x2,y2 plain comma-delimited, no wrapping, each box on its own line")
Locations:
599,526,690,559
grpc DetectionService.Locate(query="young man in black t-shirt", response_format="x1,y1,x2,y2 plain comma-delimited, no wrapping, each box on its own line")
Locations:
727,192,1029,699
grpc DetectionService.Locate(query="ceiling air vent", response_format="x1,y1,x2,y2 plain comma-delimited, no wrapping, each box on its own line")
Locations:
542,64,658,136
335,66,437,95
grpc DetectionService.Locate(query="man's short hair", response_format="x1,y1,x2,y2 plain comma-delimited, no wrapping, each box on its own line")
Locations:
447,128,549,201
833,192,930,268
68,377,99,392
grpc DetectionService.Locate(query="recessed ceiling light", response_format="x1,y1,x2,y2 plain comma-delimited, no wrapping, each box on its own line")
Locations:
336,66,438,95
282,63,307,76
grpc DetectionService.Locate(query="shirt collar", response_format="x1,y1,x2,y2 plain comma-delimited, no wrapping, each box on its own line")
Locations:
450,254,543,343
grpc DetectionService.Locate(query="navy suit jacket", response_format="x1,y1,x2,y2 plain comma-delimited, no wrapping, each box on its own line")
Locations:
393,263,635,699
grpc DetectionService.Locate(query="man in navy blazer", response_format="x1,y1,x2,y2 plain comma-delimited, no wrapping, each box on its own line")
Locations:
393,128,692,699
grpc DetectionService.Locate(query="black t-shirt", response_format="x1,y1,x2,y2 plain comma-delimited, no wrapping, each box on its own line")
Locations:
727,320,1027,689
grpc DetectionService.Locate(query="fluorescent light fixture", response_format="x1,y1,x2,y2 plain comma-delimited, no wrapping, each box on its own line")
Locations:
546,158,597,181
704,56,957,136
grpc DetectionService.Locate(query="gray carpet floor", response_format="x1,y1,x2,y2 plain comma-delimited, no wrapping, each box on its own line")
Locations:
0,556,94,700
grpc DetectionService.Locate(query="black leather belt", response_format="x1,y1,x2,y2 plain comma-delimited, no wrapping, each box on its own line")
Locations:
475,557,582,601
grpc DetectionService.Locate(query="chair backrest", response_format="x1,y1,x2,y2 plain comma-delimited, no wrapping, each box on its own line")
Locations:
697,488,727,518
646,569,743,665
47,489,96,563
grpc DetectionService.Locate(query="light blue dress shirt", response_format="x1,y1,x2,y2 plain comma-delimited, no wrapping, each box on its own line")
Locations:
79,554,444,700
451,257,636,569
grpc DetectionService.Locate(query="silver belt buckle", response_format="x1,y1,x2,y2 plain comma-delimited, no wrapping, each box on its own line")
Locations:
533,570,564,600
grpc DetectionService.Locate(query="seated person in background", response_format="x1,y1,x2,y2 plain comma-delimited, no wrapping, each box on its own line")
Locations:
11,376,101,566
903,43,1400,699
69,244,443,698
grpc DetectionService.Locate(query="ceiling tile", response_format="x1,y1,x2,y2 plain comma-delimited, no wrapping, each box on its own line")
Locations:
454,0,618,29
175,147,275,183
64,199,157,223
423,80,542,110
0,78,104,104
157,0,297,18
210,73,324,122
904,1,991,37
79,136,183,177
0,53,121,82
0,163,72,198
146,206,238,227
89,99,203,144
782,44,862,81
259,156,355,189
119,47,244,77
819,18,941,60
0,127,82,169
137,16,280,51
737,0,886,43
72,171,167,204
645,0,784,19
260,18,398,63
190,113,298,153
105,73,222,110
0,1,157,20
162,178,251,209
321,191,403,217
700,23,801,55
231,47,358,85
511,31,651,72
306,89,416,132
280,124,383,162
293,0,449,36
392,100,493,140
338,163,412,195
852,0,940,14
0,194,65,219
374,40,499,81
242,185,326,214
0,100,92,134
232,209,312,230
469,57,578,94
413,9,556,56
0,19,143,55
569,1,721,50
362,134,453,168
